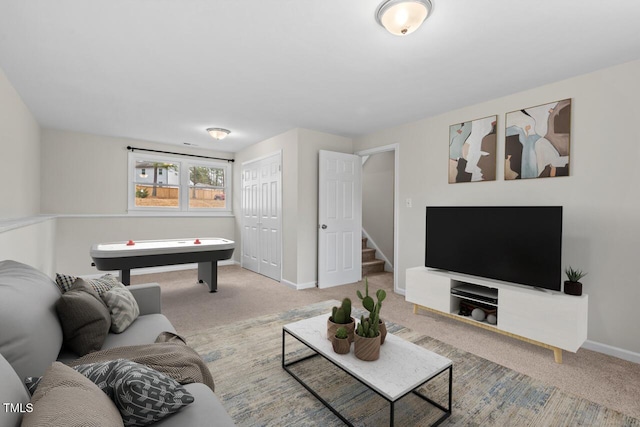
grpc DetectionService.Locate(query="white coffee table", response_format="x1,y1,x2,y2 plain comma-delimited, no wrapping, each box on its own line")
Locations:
282,314,452,426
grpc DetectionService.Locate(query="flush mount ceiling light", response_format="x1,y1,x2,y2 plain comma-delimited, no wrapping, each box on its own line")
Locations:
375,0,433,36
206,128,230,140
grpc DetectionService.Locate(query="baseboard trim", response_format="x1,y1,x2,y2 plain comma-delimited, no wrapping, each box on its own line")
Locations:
281,279,317,290
82,260,238,279
582,340,640,364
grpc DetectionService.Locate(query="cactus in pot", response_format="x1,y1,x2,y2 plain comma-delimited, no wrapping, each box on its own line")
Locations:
356,277,387,344
330,298,352,324
353,278,387,361
332,326,351,354
327,298,355,342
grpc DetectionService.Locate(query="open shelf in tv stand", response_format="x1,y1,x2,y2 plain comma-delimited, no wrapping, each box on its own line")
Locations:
405,267,588,364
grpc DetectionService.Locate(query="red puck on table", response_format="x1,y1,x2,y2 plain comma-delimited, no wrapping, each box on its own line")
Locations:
126,240,135,246
194,239,201,244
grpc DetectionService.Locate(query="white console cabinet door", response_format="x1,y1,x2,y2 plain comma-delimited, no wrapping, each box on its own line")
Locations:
499,287,588,352
406,267,450,313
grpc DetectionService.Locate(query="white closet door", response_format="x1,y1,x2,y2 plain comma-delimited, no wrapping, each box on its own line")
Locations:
242,164,260,273
241,152,282,281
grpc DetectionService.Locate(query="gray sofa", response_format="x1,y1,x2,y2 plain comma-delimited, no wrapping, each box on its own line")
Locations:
0,260,235,427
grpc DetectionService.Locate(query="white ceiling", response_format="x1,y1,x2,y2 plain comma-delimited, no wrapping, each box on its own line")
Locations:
1,1,639,153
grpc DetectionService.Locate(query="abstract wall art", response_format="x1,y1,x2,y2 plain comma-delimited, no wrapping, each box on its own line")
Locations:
449,115,497,183
505,99,571,180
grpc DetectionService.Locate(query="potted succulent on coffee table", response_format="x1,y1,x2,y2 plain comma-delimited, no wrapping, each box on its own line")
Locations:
354,315,381,361
332,326,351,355
354,279,386,361
327,298,355,342
356,277,387,344
564,266,587,296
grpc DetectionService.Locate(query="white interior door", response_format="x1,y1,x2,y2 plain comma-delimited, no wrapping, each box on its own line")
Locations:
241,152,282,281
318,150,362,288
242,163,260,273
258,155,281,281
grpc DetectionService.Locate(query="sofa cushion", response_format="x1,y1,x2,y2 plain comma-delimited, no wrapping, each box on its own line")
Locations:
0,353,31,427
101,283,140,333
0,260,63,379
55,280,112,356
21,362,123,427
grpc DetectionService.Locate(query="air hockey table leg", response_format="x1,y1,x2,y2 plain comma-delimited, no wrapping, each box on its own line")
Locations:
198,261,217,292
119,269,131,286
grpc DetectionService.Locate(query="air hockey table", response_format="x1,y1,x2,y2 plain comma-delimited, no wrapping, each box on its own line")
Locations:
90,238,235,292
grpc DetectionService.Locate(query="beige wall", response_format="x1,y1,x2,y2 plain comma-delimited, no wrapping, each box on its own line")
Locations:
234,128,352,286
362,151,394,265
354,59,640,354
0,67,40,218
0,220,57,276
41,129,234,214
0,67,55,273
41,129,236,274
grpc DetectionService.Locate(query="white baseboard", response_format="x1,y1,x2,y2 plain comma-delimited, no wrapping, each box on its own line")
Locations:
281,279,317,290
582,340,640,364
83,259,238,279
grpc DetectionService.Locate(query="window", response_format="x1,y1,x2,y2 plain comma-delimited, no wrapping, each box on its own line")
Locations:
128,152,231,213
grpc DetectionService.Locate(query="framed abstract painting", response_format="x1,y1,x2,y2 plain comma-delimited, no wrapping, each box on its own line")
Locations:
505,99,571,180
449,115,497,183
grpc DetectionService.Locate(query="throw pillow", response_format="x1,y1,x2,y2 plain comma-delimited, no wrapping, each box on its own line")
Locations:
25,359,194,427
85,274,121,295
55,273,120,295
21,362,123,427
101,283,140,333
55,280,111,355
55,272,77,293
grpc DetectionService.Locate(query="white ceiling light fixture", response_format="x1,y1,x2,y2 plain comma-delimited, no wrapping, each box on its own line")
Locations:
375,0,433,36
206,128,231,140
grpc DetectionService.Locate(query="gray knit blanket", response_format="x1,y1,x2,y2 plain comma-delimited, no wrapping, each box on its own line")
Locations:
68,335,215,392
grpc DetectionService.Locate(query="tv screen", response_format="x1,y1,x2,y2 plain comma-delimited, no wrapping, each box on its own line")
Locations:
425,206,562,291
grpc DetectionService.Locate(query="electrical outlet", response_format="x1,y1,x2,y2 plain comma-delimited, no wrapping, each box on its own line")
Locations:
406,198,412,208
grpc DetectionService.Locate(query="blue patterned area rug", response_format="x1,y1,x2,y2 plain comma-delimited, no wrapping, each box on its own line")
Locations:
186,300,639,426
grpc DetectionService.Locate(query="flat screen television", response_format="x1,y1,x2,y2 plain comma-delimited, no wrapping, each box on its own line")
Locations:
425,206,562,291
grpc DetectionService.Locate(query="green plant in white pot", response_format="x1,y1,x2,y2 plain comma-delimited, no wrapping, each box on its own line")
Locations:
564,267,586,296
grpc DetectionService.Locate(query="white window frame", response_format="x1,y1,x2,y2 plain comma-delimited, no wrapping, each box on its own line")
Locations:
128,152,232,215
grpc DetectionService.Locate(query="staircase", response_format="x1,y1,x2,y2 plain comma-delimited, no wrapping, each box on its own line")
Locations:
362,237,385,276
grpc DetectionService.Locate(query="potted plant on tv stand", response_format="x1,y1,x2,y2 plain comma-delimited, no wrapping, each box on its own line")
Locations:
327,298,355,342
357,277,387,344
564,267,587,296
332,327,351,355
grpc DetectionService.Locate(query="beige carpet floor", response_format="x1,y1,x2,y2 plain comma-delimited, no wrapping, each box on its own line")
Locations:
131,266,640,421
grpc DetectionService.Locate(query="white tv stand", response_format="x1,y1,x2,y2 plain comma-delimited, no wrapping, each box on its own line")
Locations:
406,267,588,363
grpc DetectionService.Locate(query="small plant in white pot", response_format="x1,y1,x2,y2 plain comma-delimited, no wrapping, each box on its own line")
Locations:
564,267,586,296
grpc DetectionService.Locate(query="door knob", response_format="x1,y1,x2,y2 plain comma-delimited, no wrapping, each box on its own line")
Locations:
321,224,327,229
